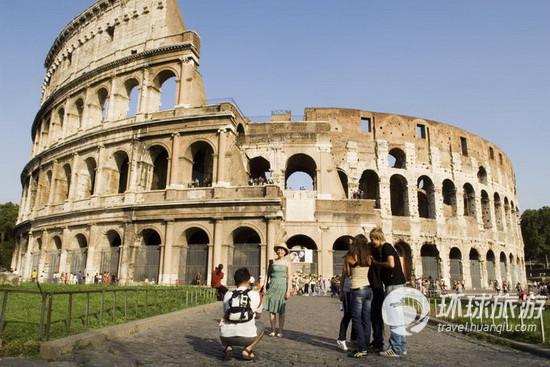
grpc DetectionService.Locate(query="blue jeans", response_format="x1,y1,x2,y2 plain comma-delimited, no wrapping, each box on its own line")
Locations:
385,284,407,354
351,287,373,352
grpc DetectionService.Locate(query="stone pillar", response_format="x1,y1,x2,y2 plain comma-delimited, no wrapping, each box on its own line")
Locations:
119,222,136,284
212,217,224,277
86,225,101,281
319,226,331,277
215,128,229,187
68,153,79,202
168,133,182,189
206,242,214,286
264,216,279,278
94,144,106,195
47,161,59,206
23,233,34,279
439,245,450,288
136,67,150,119
161,220,177,284
127,138,140,193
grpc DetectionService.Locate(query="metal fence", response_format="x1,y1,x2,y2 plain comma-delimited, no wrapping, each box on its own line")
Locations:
0,286,216,342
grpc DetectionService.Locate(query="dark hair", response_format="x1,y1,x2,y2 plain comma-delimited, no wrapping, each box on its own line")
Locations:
347,234,370,267
234,267,251,285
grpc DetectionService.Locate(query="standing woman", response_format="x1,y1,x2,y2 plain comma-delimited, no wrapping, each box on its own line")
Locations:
264,244,292,337
346,234,372,358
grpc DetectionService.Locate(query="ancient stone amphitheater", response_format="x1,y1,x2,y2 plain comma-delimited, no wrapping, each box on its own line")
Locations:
12,0,525,289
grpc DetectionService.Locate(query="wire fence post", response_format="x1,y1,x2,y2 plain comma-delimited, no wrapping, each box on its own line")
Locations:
0,289,9,337
100,290,105,324
112,291,116,322
45,294,53,340
85,292,90,327
38,293,47,340
124,290,128,320
66,293,73,334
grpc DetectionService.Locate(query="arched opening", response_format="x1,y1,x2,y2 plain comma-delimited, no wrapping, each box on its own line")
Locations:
417,176,435,219
41,117,50,148
186,141,214,187
30,171,39,209
477,166,488,185
499,252,507,283
285,154,317,191
358,170,380,208
390,174,409,216
39,170,52,207
31,238,42,273
442,179,456,218
463,183,476,217
134,229,162,283
449,247,463,284
114,151,129,194
420,244,440,280
286,235,318,275
337,169,349,198
97,88,110,122
47,236,62,281
100,230,122,277
84,157,97,197
231,227,261,284
154,70,177,111
57,108,65,140
469,249,481,289
332,236,352,276
388,148,406,169
180,228,209,284
236,124,245,137
249,156,271,184
481,190,492,229
125,78,140,117
57,164,71,202
486,250,496,287
70,234,88,275
395,241,412,282
494,193,503,231
149,146,169,190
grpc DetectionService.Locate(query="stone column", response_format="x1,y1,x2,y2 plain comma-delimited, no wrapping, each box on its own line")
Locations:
68,153,79,202
161,220,177,284
47,161,59,206
439,245,450,288
119,222,136,284
136,67,150,120
215,128,229,187
59,227,71,274
127,138,140,193
168,133,182,189
264,216,279,277
94,144,105,196
212,217,224,277
23,233,34,279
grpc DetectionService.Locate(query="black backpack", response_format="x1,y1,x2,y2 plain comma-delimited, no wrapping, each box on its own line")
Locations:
224,289,255,323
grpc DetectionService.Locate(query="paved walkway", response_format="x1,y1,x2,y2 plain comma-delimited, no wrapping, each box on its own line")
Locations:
2,296,548,366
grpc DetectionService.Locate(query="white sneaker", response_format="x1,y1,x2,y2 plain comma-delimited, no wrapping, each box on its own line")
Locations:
337,339,348,351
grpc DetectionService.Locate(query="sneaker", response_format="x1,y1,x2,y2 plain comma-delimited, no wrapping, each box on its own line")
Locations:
349,350,368,358
368,344,383,353
379,349,400,358
336,339,348,352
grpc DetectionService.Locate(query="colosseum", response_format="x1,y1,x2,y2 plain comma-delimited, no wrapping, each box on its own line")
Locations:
11,0,526,290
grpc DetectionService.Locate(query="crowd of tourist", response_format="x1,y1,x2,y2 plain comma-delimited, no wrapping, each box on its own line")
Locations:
247,176,274,186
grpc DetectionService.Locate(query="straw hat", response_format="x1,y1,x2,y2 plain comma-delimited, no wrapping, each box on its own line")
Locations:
274,243,290,255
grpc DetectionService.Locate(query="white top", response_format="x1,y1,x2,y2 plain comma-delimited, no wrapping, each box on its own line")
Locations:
219,286,262,338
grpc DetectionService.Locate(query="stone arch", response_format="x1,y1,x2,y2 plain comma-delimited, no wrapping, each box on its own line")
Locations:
96,87,110,122
56,163,72,202
420,244,440,280
230,226,262,284
388,148,406,169
395,241,412,282
332,235,352,276
285,153,317,191
100,230,122,277
477,166,488,185
83,157,97,197
417,175,435,219
113,150,129,194
152,69,178,111
469,248,482,289
390,174,409,216
481,190,492,228
449,247,463,284
55,107,65,140
463,183,476,217
249,156,271,183
134,228,162,283
442,179,457,217
70,233,88,275
236,124,245,137
504,197,511,230
499,251,507,282
71,97,85,131
47,235,62,280
124,78,140,117
509,253,516,285
358,170,380,208
286,234,318,275
179,227,210,284
148,145,169,190
486,250,496,286
337,169,349,198
184,140,214,187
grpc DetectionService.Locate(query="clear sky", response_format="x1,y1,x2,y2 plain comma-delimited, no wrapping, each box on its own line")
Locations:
0,0,548,210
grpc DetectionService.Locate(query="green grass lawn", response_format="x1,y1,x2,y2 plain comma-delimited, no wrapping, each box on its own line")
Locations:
0,282,216,357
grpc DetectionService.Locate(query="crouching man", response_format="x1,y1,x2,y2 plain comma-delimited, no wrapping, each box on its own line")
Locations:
219,267,264,361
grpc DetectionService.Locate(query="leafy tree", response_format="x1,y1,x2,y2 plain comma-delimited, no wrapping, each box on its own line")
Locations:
0,202,19,270
521,206,550,263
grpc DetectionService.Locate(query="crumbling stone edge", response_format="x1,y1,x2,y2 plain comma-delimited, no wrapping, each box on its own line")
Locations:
40,301,221,360
428,317,550,359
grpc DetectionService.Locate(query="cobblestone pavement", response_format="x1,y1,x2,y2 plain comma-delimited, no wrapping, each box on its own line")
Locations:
2,296,548,367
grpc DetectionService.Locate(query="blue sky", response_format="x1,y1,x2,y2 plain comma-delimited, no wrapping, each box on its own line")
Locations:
0,0,549,210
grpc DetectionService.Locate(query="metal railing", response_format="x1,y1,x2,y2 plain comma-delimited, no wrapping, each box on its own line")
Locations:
0,286,216,342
